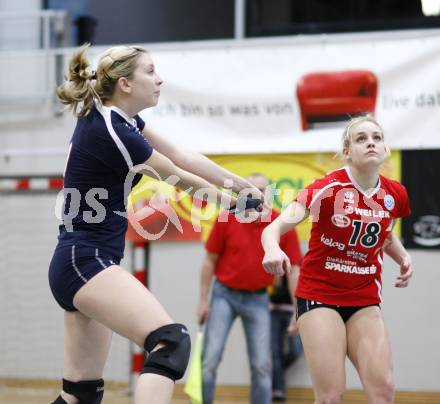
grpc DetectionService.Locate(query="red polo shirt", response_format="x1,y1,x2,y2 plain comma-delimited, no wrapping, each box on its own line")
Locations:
206,211,302,291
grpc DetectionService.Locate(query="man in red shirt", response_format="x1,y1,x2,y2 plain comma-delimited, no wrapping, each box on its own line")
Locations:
197,174,302,404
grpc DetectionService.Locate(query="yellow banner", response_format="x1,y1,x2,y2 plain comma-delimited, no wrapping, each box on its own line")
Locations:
128,152,401,242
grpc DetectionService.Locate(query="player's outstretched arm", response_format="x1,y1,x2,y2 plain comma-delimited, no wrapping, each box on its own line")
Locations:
142,126,262,197
139,149,236,209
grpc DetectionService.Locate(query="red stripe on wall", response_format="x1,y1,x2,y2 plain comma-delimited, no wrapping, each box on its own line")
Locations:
134,271,146,285
16,179,29,190
132,352,145,373
49,178,64,189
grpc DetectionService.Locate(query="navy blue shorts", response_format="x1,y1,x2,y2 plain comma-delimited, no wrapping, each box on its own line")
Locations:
48,244,120,311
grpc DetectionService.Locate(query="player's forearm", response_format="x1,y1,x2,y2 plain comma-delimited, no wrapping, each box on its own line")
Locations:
182,152,257,193
174,167,234,208
142,128,251,193
261,221,282,252
384,233,410,265
262,204,307,252
141,151,235,209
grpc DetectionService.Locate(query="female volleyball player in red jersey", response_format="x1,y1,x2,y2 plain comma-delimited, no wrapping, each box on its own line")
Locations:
261,115,412,404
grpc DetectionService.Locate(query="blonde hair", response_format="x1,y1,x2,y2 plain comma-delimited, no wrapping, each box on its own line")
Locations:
338,114,390,160
57,43,147,117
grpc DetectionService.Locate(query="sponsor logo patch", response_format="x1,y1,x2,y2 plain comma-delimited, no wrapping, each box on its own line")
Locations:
325,261,377,275
321,234,346,251
331,214,351,228
384,195,395,210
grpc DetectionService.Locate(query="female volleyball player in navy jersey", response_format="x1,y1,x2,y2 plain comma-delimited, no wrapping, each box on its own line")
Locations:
261,116,412,404
49,44,263,404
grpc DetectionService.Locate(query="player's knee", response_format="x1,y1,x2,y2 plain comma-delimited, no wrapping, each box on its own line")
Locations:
60,378,104,404
142,323,191,381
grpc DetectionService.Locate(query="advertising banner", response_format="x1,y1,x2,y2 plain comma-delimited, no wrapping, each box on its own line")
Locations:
139,31,440,154
126,151,401,243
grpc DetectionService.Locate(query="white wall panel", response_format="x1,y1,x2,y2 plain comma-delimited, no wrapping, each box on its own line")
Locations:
0,0,41,50
0,193,132,381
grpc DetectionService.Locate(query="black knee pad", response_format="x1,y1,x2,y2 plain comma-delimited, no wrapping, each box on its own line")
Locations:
62,378,104,404
142,323,191,381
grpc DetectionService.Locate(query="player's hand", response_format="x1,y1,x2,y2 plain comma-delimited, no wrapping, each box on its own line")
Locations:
262,248,292,276
197,299,211,325
287,315,299,336
395,255,412,288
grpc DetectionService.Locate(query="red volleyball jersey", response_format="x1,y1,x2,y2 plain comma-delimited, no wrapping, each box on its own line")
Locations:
295,166,411,306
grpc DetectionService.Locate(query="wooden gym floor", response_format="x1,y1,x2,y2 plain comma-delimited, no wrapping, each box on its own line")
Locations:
0,380,439,403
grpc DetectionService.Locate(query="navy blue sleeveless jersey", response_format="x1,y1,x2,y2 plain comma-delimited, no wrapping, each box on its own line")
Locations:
58,104,153,258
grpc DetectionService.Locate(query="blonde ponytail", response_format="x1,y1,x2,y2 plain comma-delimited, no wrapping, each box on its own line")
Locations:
57,43,100,117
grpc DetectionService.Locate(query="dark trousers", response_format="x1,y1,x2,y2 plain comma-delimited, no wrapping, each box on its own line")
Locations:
270,309,303,393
